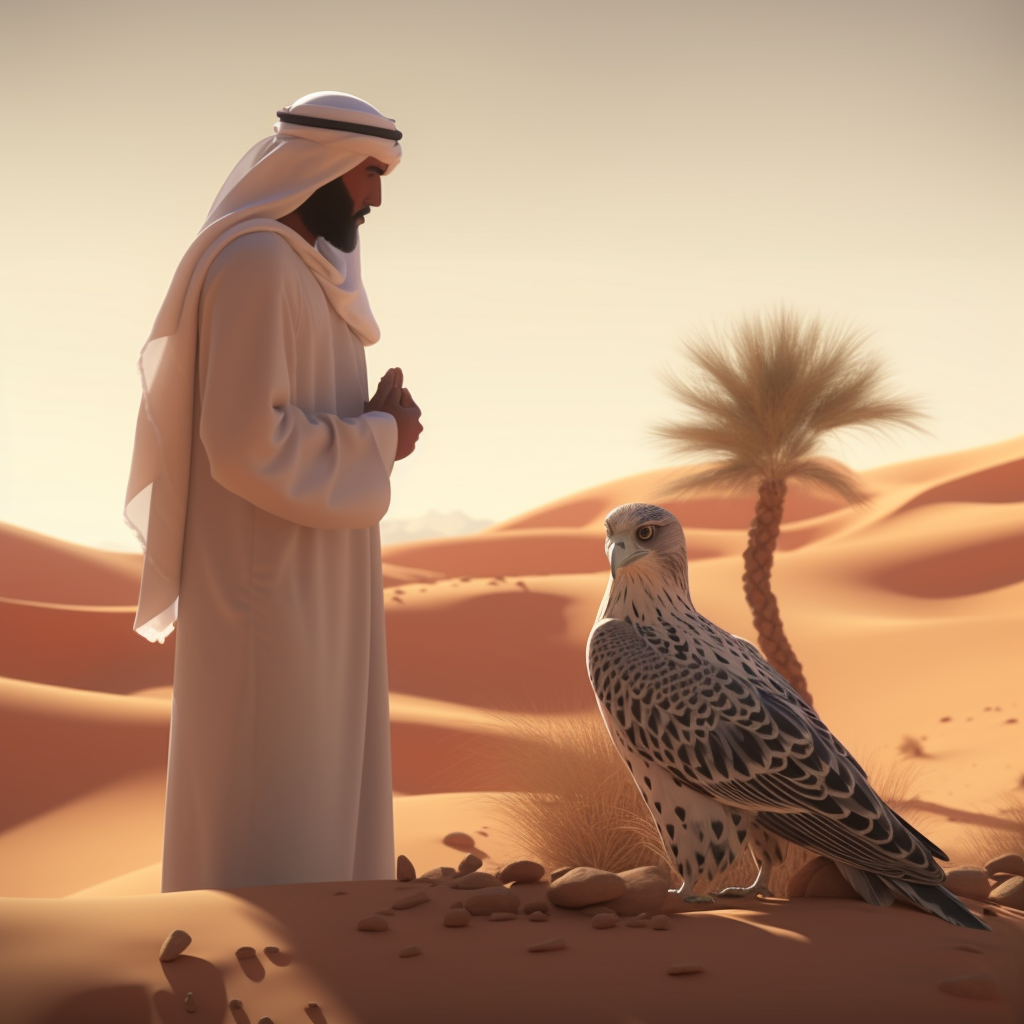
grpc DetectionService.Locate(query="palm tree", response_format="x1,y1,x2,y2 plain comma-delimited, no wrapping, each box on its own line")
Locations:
654,308,924,706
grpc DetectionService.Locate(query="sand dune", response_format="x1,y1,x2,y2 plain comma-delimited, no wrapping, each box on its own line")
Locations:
1,436,1022,1022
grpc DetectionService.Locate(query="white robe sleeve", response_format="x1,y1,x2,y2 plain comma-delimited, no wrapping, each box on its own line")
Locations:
196,234,397,529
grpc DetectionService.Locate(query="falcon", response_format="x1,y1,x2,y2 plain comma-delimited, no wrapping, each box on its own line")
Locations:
586,502,987,929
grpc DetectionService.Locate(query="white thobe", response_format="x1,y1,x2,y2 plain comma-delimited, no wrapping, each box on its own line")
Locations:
161,231,398,892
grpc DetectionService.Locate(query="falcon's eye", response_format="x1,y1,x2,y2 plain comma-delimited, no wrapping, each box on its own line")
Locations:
636,525,655,541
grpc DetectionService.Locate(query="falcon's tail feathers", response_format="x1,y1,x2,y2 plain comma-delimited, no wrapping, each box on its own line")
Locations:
886,876,990,930
835,863,894,906
837,863,990,929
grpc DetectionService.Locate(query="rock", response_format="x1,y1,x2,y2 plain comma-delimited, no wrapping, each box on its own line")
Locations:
457,854,483,875
548,867,628,908
937,974,1000,1000
392,891,431,910
451,871,504,889
591,913,618,929
527,911,549,922
184,991,197,1013
235,946,257,959
396,854,416,882
498,860,545,884
257,1018,274,1024
598,865,672,917
418,866,457,881
528,938,567,952
523,900,550,915
263,946,279,955
651,915,671,930
443,832,475,850
668,963,705,976
625,915,650,928
989,876,1024,910
804,861,859,900
357,916,389,932
399,946,422,958
464,888,521,916
443,908,471,927
549,867,573,882
159,929,192,961
985,853,1024,878
229,1000,243,1010
489,912,518,921
786,856,834,898
944,868,992,902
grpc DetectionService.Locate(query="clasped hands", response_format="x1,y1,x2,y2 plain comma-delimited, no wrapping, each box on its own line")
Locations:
364,367,423,461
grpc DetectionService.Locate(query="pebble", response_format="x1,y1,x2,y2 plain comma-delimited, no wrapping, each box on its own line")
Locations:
985,853,1024,877
549,867,573,882
443,832,475,850
937,973,1000,1000
457,854,483,875
498,860,545,884
184,991,197,1014
257,1018,274,1024
263,946,279,955
528,938,567,952
523,900,550,915
396,854,417,882
229,999,243,1010
490,912,518,921
451,871,503,889
527,911,549,922
465,888,521,916
357,916,389,932
392,891,431,910
651,915,671,930
591,913,618,929
235,946,257,959
548,867,627,908
944,868,992,902
600,865,672,917
159,929,192,961
307,1004,319,1011
399,946,422,958
988,876,1024,910
443,908,472,927
668,963,705,976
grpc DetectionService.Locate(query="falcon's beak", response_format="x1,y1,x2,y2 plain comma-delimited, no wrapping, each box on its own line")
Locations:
608,534,649,579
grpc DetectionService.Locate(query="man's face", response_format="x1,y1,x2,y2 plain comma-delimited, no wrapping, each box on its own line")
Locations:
296,156,388,252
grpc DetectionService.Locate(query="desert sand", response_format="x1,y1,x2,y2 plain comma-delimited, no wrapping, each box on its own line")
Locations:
1,437,1022,1023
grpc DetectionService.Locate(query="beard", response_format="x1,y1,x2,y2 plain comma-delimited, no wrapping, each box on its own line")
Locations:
295,175,366,253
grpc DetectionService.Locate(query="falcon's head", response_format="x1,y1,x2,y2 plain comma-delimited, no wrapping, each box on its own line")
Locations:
603,503,687,582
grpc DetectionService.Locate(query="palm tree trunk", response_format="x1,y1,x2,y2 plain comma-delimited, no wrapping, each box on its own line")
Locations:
742,479,813,706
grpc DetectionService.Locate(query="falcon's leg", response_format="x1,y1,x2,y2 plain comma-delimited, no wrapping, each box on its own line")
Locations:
714,827,784,898
714,855,773,898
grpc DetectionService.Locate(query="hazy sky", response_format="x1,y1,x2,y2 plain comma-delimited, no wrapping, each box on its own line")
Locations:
1,0,1020,548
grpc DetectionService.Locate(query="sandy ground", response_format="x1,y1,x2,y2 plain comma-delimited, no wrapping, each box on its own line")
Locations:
1,436,1022,1022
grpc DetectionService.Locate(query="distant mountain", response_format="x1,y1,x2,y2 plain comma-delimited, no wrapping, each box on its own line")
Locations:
379,509,494,546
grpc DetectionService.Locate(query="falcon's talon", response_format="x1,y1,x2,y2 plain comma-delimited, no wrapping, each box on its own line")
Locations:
714,884,773,898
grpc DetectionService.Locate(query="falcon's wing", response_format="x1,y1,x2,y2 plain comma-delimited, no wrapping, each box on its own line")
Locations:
586,616,945,882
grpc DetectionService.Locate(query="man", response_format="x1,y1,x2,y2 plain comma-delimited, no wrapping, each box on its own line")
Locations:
125,92,421,892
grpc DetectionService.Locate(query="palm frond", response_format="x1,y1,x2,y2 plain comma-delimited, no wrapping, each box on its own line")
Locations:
652,307,925,503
